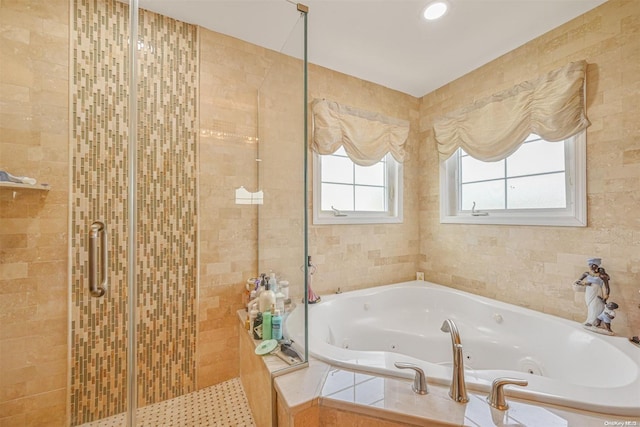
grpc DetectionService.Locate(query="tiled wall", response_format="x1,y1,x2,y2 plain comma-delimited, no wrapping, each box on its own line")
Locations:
0,0,70,426
3,1,636,426
196,14,422,384
70,0,198,424
197,28,269,388
257,45,307,298
305,66,421,296
418,0,640,337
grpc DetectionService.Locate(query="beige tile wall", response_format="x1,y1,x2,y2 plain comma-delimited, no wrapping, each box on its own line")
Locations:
319,408,443,427
305,66,421,297
197,16,422,384
239,326,273,427
3,1,636,426
418,0,640,337
257,50,307,296
0,0,69,426
197,28,273,388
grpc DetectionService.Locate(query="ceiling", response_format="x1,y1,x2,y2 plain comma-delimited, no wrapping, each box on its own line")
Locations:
139,0,606,98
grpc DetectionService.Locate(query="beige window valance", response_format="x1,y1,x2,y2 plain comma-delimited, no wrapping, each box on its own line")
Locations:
311,99,409,166
434,60,590,161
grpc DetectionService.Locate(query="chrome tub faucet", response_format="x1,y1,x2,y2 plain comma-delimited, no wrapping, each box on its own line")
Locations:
394,362,428,395
440,319,469,403
487,377,528,410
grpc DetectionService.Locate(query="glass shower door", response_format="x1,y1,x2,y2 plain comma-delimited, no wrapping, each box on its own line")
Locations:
69,0,135,424
71,0,200,424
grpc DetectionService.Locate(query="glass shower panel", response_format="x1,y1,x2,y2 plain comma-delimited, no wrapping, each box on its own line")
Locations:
257,8,309,367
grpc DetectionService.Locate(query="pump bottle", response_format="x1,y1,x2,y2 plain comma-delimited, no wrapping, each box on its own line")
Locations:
259,279,276,313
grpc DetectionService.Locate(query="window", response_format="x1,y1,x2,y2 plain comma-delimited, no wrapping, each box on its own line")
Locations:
440,131,586,226
313,147,403,224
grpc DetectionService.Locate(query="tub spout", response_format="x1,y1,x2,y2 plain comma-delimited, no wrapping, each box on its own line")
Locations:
440,319,469,403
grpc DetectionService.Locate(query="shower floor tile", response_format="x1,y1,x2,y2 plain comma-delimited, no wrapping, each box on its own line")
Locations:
80,378,256,427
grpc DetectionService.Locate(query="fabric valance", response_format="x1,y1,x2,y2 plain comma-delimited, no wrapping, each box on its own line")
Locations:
311,99,409,166
434,60,590,161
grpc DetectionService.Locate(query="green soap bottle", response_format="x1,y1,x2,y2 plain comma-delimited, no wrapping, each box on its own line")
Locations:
262,308,272,340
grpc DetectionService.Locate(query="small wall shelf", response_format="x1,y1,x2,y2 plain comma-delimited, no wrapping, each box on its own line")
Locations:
0,182,50,200
0,182,50,191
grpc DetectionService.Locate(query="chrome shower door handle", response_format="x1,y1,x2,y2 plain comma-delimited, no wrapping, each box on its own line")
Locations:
89,221,108,297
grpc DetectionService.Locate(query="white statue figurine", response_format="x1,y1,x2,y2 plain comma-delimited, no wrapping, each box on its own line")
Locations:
592,301,619,334
574,257,610,326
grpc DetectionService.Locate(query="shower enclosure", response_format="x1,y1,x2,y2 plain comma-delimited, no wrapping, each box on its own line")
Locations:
0,0,307,425
257,4,310,365
70,0,201,422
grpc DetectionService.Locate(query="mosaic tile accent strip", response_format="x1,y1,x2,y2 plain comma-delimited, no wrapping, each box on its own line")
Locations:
135,6,199,407
71,0,198,424
79,378,256,427
70,0,130,424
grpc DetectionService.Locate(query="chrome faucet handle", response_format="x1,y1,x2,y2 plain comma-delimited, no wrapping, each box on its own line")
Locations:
487,377,528,410
394,362,428,395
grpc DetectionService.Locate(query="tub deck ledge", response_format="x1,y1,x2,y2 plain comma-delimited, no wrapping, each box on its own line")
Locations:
274,356,639,427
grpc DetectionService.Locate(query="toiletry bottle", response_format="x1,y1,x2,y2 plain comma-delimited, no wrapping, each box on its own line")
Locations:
249,308,258,332
259,279,276,313
252,312,263,340
272,309,283,340
279,280,291,311
279,280,289,299
247,297,259,314
257,274,266,297
262,309,272,340
269,271,278,293
244,278,255,306
275,290,285,313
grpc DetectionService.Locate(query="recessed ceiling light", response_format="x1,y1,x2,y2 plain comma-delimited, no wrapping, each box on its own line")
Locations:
423,1,448,21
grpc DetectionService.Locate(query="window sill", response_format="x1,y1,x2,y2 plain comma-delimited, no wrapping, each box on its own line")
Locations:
314,214,403,225
440,212,586,227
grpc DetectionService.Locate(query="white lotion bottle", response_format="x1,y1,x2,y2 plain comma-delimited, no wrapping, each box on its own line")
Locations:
259,280,276,313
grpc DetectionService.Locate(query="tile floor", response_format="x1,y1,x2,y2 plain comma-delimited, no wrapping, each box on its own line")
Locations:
81,378,256,427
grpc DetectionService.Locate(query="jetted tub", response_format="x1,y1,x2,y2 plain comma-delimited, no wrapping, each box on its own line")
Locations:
286,280,640,416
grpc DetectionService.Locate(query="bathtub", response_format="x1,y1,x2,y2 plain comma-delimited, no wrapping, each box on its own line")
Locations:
286,280,640,416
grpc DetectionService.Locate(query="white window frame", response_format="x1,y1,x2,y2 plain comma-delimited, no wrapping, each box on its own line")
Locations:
439,131,586,227
313,152,403,225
